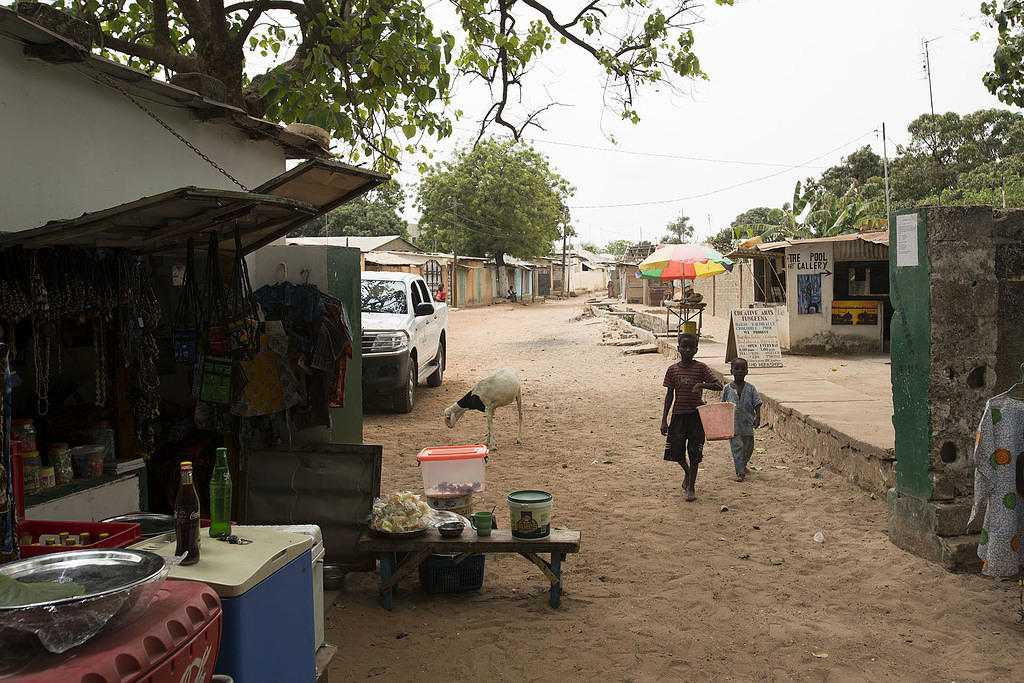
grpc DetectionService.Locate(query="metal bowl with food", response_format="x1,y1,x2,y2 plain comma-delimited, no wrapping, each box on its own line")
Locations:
436,521,465,538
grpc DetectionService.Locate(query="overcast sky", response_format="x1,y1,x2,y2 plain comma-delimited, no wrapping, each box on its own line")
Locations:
386,0,1013,251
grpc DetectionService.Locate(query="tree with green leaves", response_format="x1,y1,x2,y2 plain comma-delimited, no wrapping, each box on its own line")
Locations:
603,239,632,258
660,211,694,244
979,2,1024,108
30,0,734,168
890,110,1024,206
291,180,408,238
805,146,884,197
415,137,573,294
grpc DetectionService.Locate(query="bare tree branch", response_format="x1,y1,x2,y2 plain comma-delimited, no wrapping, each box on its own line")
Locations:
518,0,601,60
234,0,271,46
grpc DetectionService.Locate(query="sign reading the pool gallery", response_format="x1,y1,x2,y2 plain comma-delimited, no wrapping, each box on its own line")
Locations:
726,308,783,368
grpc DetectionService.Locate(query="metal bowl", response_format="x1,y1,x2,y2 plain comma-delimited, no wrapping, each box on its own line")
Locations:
436,521,465,538
0,550,167,653
100,513,175,539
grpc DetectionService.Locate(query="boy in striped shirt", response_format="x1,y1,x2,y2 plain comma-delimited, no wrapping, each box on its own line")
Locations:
660,333,722,501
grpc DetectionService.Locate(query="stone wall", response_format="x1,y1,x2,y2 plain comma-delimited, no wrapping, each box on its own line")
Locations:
888,206,1024,571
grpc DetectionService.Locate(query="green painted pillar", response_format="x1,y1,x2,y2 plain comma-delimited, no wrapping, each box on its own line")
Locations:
327,246,362,444
889,208,932,499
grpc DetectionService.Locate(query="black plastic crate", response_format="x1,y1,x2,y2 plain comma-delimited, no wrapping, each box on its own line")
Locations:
418,553,485,593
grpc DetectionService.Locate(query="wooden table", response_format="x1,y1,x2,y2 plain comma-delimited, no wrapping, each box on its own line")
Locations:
664,301,706,336
358,528,582,609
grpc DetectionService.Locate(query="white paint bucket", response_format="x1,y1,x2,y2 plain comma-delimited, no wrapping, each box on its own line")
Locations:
508,490,552,539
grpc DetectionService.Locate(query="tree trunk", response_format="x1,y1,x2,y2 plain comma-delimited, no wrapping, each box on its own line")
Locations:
495,251,509,299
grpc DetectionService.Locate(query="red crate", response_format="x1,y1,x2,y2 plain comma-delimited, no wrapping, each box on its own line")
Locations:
18,520,142,557
11,580,222,683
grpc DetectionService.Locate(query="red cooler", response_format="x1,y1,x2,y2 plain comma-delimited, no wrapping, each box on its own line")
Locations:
9,580,222,682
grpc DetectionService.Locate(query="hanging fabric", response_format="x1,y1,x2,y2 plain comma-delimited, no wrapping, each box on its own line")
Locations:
203,232,230,356
970,366,1024,577
173,237,203,364
226,226,258,354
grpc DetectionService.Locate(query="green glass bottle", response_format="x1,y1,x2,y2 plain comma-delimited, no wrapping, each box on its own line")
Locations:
209,448,232,538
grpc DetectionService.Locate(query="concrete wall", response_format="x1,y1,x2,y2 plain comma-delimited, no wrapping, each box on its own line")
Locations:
691,262,756,317
785,243,834,350
888,206,1024,570
1,40,285,233
575,268,608,294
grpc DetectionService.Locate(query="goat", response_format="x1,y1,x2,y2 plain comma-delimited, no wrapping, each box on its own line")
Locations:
444,367,523,450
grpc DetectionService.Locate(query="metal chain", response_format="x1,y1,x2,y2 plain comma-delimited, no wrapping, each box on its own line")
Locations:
86,64,250,192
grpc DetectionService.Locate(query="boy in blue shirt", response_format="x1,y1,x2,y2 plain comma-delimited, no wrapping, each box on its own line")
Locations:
721,357,762,482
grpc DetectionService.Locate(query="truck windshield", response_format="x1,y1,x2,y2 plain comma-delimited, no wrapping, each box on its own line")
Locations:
361,280,407,314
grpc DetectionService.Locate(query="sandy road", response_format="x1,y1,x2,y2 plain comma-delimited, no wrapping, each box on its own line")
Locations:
328,298,1023,682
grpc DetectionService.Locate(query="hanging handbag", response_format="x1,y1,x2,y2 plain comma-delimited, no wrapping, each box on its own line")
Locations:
199,355,233,404
203,232,230,356
173,237,202,364
226,225,258,353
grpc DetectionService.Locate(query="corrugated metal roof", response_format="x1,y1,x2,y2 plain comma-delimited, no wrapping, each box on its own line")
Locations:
787,231,889,246
364,252,434,266
0,158,385,254
287,235,421,252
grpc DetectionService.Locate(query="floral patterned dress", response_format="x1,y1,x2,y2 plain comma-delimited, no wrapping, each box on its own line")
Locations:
970,396,1024,576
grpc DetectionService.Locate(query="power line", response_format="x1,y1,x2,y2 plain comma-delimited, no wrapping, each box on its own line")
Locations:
567,130,877,209
448,126,830,170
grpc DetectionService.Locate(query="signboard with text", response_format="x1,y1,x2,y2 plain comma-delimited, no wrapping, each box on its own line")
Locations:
831,300,879,326
726,308,783,368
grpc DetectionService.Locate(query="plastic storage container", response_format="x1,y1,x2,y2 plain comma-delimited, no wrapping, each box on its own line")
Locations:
418,554,485,593
38,466,55,490
20,450,41,496
11,418,36,452
47,443,73,485
71,445,106,478
416,445,488,498
16,579,223,683
131,525,315,683
19,520,142,557
10,438,24,520
88,421,117,463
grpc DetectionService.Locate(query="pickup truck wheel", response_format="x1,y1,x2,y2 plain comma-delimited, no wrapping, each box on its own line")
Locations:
426,341,445,387
393,358,416,413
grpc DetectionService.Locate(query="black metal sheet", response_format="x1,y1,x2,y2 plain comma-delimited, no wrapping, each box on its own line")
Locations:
242,443,382,571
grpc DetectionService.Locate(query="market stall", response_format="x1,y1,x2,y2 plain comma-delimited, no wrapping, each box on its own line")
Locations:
0,158,386,680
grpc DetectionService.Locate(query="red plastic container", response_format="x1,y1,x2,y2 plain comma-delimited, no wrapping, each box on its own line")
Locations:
18,520,142,557
10,579,222,683
10,437,25,520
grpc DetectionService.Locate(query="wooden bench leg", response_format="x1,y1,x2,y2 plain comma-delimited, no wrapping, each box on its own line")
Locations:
520,551,565,609
378,549,433,610
549,552,563,609
379,552,396,610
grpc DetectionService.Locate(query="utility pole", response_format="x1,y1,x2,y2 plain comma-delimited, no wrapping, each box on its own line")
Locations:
922,37,938,116
451,199,459,308
882,122,891,218
561,223,569,297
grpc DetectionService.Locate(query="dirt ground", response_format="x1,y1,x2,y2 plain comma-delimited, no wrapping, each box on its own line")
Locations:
327,298,1024,682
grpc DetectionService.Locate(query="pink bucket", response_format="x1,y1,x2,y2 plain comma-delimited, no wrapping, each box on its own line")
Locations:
698,401,735,441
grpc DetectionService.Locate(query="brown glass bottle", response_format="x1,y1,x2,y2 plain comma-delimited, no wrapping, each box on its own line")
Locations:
174,462,201,565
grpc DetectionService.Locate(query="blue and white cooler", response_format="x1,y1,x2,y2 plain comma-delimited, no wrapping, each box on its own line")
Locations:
133,525,315,682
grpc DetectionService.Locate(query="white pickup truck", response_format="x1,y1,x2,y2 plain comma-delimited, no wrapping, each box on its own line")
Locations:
360,271,447,412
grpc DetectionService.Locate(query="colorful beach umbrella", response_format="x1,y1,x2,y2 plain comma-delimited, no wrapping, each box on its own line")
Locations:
637,244,735,281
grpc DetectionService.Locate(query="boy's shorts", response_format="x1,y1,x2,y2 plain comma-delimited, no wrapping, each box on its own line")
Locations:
664,412,705,464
